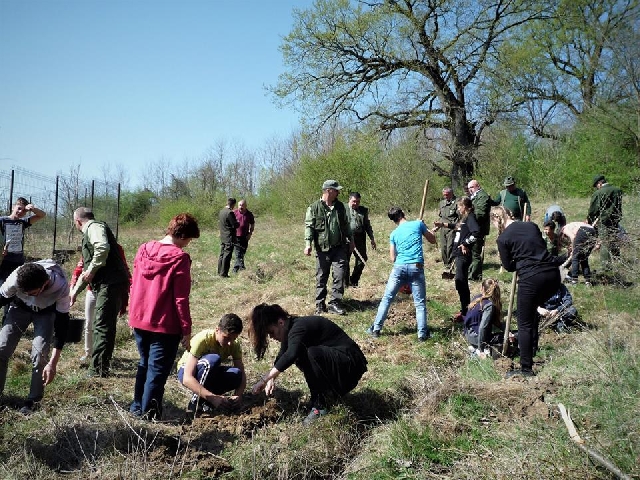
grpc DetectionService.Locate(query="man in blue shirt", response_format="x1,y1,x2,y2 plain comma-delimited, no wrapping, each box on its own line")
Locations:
367,207,436,341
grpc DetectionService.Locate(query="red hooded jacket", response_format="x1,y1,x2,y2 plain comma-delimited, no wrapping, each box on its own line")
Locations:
128,240,192,336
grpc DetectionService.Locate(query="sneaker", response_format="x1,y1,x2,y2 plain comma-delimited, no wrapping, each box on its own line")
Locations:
418,331,431,342
327,303,346,315
303,407,327,425
505,369,535,379
564,277,578,285
452,312,464,323
130,408,142,418
584,280,593,287
187,398,214,415
366,326,380,338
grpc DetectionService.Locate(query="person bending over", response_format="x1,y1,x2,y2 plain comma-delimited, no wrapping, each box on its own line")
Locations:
249,303,367,424
492,206,563,378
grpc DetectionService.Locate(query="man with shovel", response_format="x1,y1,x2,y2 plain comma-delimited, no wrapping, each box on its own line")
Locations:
346,192,376,287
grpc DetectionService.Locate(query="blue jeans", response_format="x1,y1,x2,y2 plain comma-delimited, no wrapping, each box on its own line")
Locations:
372,263,429,338
130,328,181,419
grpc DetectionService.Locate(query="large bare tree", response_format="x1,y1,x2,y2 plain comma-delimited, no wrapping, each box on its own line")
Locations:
272,0,547,183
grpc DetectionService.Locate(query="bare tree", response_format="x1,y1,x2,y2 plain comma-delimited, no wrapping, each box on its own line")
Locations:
272,0,548,184
58,164,81,244
141,156,174,197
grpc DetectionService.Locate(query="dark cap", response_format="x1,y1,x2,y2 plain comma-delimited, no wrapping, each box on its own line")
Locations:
322,180,343,191
592,174,605,187
503,176,515,187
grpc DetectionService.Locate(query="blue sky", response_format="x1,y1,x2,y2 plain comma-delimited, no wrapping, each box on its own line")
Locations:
0,0,311,188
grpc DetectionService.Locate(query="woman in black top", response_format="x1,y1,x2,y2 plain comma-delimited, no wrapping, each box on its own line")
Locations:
249,303,367,424
452,197,480,322
492,206,562,377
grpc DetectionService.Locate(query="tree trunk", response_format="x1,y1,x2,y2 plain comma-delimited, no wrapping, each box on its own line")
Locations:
449,109,477,189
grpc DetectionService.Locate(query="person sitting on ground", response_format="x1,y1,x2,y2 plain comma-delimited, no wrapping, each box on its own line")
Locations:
463,278,507,357
249,303,367,425
177,313,246,414
537,283,578,333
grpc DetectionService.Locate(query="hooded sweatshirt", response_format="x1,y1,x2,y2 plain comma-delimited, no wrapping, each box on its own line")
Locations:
128,240,192,336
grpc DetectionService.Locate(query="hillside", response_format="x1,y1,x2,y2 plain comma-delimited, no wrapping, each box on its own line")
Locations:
0,194,638,479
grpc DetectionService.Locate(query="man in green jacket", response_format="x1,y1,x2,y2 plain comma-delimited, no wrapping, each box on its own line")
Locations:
587,175,623,272
346,192,376,287
492,176,531,221
71,207,130,377
467,180,491,280
304,180,353,315
433,187,458,271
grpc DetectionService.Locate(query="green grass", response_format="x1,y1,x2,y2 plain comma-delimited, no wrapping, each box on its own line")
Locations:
1,193,639,479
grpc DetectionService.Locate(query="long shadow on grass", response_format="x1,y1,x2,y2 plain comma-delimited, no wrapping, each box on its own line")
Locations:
343,298,379,312
343,386,410,425
390,324,458,341
28,419,237,474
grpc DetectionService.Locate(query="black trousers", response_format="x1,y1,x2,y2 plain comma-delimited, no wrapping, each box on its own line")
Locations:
347,234,367,285
570,227,596,280
455,254,472,314
516,269,560,370
217,242,234,276
233,236,250,272
295,344,367,408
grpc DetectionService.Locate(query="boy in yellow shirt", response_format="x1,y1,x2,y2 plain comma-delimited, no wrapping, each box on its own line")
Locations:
177,313,245,413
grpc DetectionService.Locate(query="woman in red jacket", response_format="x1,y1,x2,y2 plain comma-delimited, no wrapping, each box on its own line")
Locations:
128,213,200,420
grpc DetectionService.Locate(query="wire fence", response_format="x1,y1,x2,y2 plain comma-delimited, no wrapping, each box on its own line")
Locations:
0,167,120,264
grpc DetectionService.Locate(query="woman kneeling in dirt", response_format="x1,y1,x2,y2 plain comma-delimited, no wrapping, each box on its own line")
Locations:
249,303,367,425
